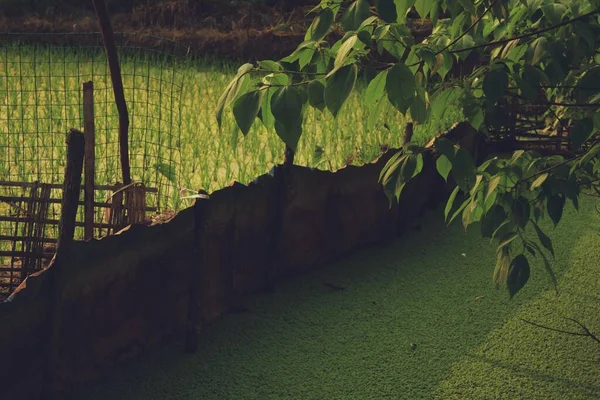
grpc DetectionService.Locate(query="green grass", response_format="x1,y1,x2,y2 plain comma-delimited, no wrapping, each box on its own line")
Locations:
75,198,600,400
0,45,462,208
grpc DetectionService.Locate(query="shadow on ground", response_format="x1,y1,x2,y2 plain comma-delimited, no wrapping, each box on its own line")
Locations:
75,199,600,400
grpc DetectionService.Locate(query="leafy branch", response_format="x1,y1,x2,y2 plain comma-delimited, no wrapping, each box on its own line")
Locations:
450,8,600,54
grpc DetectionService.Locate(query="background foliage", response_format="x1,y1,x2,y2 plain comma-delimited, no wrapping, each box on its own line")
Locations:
221,0,600,297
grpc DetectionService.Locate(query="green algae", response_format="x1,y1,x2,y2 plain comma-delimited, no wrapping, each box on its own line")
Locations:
76,198,600,400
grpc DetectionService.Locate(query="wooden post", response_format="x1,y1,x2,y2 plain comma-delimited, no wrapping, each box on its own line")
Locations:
92,0,131,186
185,190,210,353
43,129,85,398
403,122,414,146
83,81,95,241
283,144,294,167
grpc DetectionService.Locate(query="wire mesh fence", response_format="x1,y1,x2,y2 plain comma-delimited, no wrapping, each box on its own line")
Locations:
0,32,188,297
0,31,187,206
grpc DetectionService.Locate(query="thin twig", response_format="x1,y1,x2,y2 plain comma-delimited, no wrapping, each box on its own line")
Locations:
565,317,600,345
435,0,500,56
521,318,589,337
450,9,600,54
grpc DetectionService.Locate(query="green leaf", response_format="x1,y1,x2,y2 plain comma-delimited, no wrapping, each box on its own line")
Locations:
154,163,177,186
334,35,359,71
579,142,600,166
538,249,559,294
325,64,358,117
386,63,415,113
532,220,554,257
305,8,334,41
462,93,484,129
271,86,305,151
409,92,428,124
491,220,511,242
367,96,389,130
414,0,432,19
307,81,325,112
506,44,528,63
498,232,519,251
453,35,476,60
483,186,497,213
215,63,253,128
451,148,476,192
571,117,594,150
414,153,424,176
493,246,511,289
401,154,416,177
259,88,275,129
483,69,509,103
375,0,398,22
298,46,316,70
529,36,548,66
546,195,565,227
444,185,460,222
257,60,282,71
511,196,530,229
462,198,483,229
260,73,290,129
515,75,537,102
530,173,549,190
510,150,525,164
359,16,379,30
395,154,421,199
541,4,567,25
456,0,476,14
507,254,530,298
365,70,388,106
486,175,501,203
341,0,371,31
232,90,263,136
394,0,415,23
449,197,471,225
436,155,452,182
470,174,484,196
380,152,407,186
594,113,600,131
431,88,463,120
433,138,456,161
574,21,595,49
481,205,507,239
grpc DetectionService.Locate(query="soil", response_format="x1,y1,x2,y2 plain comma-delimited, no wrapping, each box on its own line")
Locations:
0,2,314,61
0,2,436,61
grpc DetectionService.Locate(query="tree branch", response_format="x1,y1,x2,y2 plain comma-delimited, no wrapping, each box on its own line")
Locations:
450,9,600,54
521,319,589,337
521,153,586,183
566,317,600,345
436,0,500,56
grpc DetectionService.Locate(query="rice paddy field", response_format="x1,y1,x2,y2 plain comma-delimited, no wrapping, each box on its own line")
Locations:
0,43,462,209
0,37,460,297
75,198,600,399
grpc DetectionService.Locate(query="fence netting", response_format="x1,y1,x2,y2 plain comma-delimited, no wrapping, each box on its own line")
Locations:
0,32,187,297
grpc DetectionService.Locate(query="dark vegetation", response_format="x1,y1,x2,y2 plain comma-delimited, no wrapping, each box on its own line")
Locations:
0,0,320,60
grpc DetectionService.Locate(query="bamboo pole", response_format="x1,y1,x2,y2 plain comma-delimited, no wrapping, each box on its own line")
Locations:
43,129,85,398
92,0,131,186
83,81,95,240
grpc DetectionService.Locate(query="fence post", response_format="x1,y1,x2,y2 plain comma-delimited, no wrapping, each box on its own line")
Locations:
92,0,131,186
83,81,95,241
403,122,414,146
185,191,210,353
43,129,85,398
